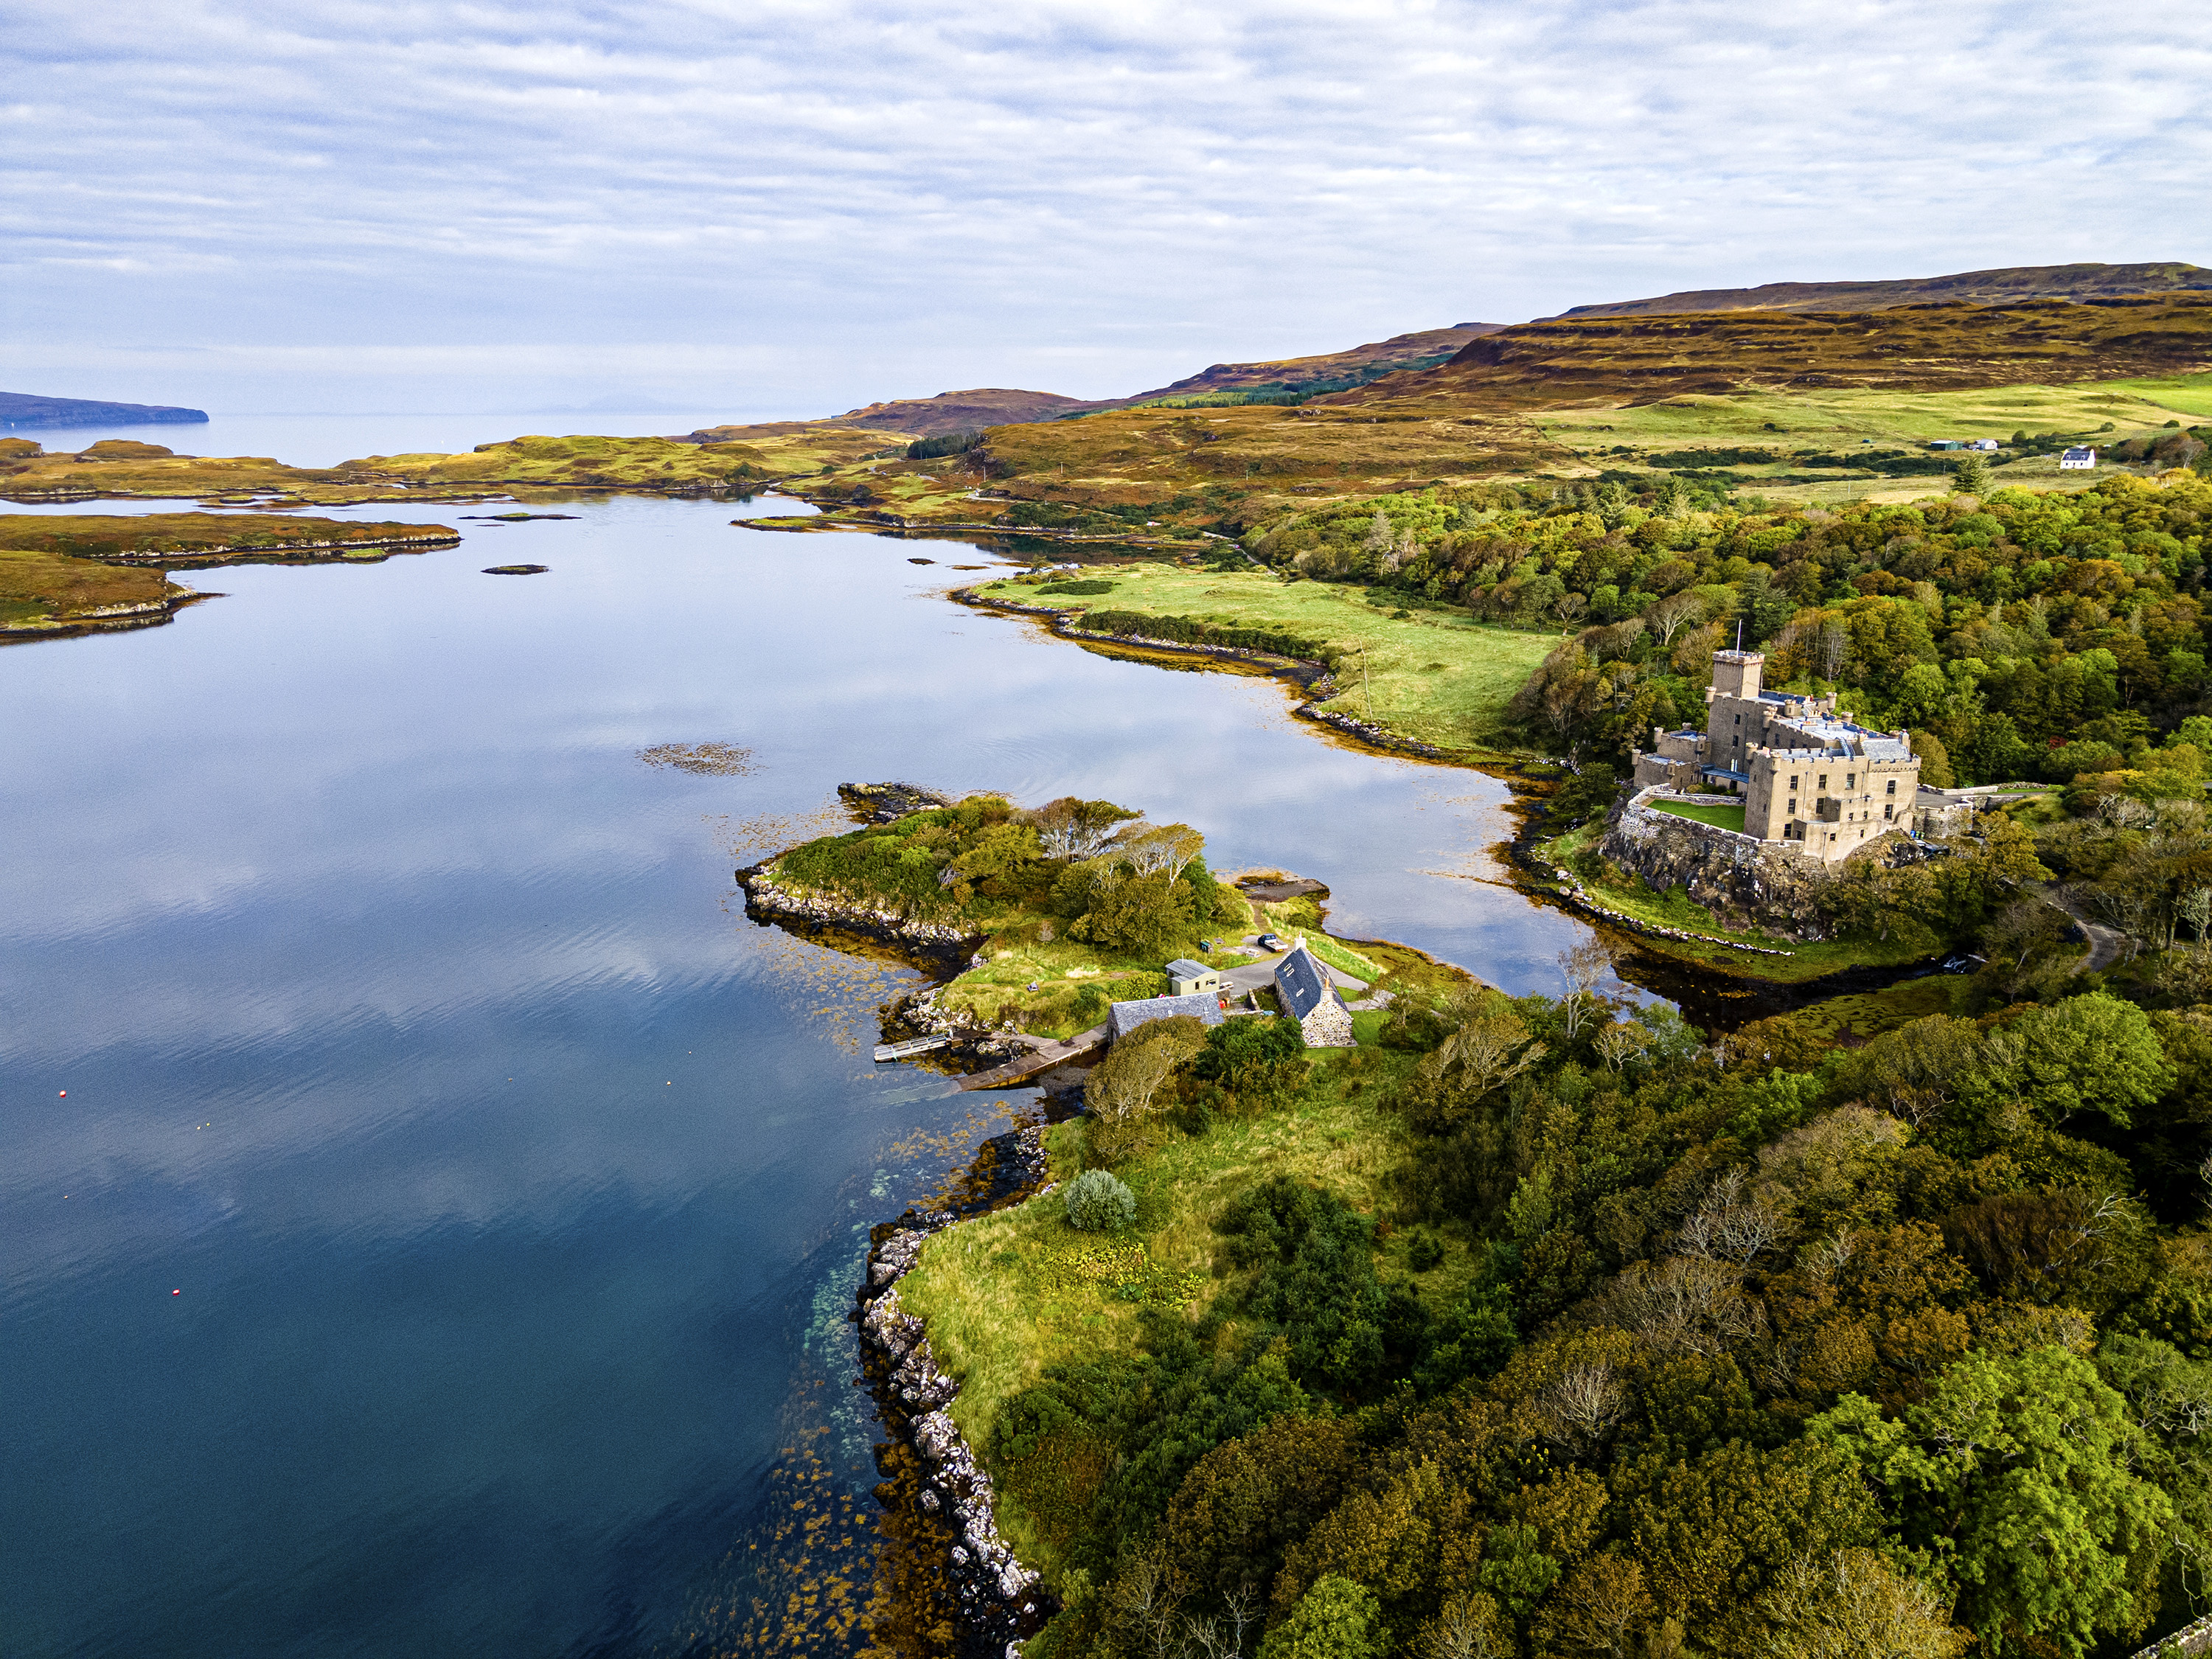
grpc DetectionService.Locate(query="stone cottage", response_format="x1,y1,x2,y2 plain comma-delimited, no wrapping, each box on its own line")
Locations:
1273,941,1354,1047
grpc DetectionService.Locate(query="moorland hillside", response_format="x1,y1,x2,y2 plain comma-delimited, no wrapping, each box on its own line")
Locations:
1324,295,2212,414
1551,258,2212,319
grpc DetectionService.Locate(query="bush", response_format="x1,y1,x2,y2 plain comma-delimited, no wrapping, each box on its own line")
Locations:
1193,1015,1307,1111
1064,1169,1137,1233
1258,1576,1387,1659
1082,608,1324,661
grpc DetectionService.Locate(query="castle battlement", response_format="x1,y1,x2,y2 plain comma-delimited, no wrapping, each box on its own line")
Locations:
1631,648,1922,861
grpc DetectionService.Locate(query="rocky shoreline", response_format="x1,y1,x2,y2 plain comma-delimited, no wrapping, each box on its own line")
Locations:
736,858,983,978
0,589,212,643
96,530,462,565
857,1126,1058,1658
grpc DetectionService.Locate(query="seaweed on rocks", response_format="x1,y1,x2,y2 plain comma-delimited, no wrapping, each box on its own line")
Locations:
839,782,955,823
855,1127,1056,1658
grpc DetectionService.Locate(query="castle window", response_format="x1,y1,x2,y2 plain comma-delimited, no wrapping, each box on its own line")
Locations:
1818,774,1828,790
1846,772,1857,790
1885,804,1894,821
1885,779,1896,796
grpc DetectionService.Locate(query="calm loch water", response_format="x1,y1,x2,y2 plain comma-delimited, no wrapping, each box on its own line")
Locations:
0,484,1600,1656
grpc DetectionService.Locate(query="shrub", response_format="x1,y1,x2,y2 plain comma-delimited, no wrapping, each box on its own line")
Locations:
1064,1169,1137,1233
1258,1576,1387,1659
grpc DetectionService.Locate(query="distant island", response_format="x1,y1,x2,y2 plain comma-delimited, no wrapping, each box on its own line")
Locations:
1,392,209,431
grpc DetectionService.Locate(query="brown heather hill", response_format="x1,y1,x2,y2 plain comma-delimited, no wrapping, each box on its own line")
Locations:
1318,295,2212,414
827,389,1099,437
790,324,1507,439
1112,323,1504,403
1548,259,2212,319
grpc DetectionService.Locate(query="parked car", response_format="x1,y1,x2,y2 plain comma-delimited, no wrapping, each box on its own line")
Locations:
1256,932,1285,952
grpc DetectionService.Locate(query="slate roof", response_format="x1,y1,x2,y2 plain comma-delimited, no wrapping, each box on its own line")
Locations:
1273,944,1337,1021
1106,993,1225,1043
1164,958,1211,978
1766,712,1915,761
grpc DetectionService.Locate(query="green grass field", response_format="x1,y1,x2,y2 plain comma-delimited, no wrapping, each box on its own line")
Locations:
1649,799,1746,832
980,563,1555,749
895,1043,1455,1577
1536,377,2204,453
2098,372,2212,420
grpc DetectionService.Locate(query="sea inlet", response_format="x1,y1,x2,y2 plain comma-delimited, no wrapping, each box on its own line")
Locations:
1,482,1606,1657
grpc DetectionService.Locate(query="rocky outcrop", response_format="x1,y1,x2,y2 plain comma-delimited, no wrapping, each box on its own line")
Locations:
1594,810,1944,942
858,1127,1056,1656
839,782,955,822
736,860,980,975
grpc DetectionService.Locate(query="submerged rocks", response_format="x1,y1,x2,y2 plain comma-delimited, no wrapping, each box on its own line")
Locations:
856,1127,1053,1655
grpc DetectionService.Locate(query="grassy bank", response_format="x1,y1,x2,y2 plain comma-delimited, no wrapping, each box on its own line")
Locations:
895,1040,1444,1573
0,549,192,638
975,563,1554,751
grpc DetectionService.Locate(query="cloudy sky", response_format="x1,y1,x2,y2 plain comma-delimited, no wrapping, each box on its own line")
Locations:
4,0,2207,417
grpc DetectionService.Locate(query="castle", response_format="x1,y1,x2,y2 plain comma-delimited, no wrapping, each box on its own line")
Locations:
1629,649,1921,863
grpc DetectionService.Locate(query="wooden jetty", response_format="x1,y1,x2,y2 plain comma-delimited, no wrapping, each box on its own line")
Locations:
956,1023,1109,1091
873,1034,956,1063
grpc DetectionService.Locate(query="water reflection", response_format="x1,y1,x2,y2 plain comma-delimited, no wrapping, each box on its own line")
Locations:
0,490,1601,1657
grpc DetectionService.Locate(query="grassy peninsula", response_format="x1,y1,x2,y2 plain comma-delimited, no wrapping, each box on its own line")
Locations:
0,549,197,639
0,512,460,642
745,792,1433,1040
975,563,1555,753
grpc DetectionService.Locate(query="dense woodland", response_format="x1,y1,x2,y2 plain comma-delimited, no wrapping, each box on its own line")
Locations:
852,473,2212,1658
996,872,2212,1658
1252,467,2212,792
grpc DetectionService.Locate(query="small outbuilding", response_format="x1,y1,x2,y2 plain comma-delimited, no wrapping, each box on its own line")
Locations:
1968,438,1999,452
2061,447,2097,470
1272,941,1354,1048
1165,958,1223,996
1107,993,1225,1044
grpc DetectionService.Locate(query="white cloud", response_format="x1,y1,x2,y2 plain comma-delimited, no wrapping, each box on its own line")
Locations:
1,0,2205,412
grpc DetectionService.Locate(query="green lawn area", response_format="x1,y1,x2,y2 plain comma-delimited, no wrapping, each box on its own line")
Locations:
979,563,1554,749
1537,377,2205,451
1649,799,1745,832
895,1043,1454,1582
2098,372,2212,420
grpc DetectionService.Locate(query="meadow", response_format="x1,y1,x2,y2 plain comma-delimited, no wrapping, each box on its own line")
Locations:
980,563,1557,749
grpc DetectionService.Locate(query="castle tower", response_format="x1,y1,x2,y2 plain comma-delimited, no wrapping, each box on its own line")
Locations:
1711,650,1764,700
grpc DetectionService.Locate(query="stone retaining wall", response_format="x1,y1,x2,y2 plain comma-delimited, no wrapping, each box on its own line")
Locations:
857,1128,1056,1656
2135,1611,2212,1658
